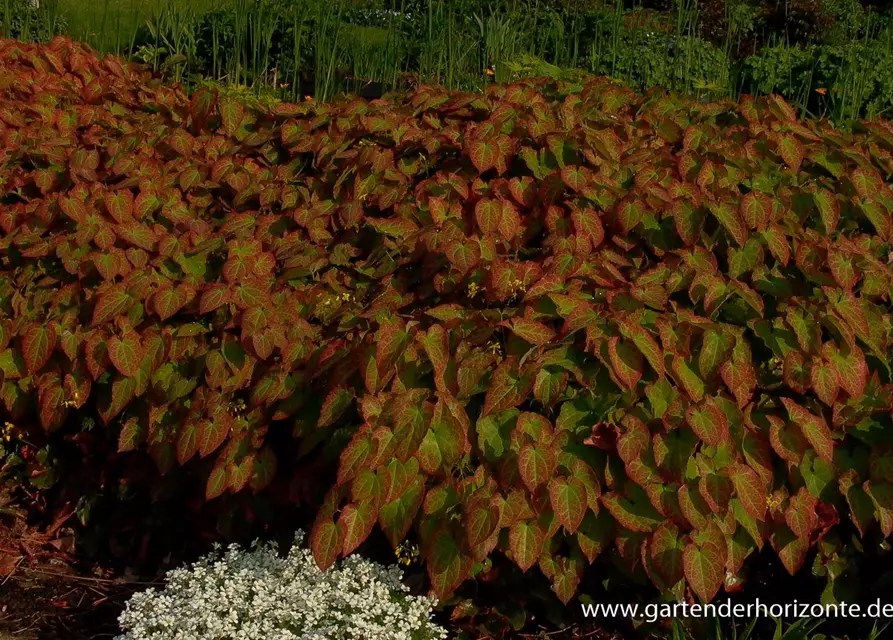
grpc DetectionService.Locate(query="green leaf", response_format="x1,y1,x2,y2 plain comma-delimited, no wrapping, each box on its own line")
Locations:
379,475,424,547
601,490,662,533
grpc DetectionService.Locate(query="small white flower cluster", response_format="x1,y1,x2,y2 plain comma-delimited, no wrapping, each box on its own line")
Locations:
115,531,448,640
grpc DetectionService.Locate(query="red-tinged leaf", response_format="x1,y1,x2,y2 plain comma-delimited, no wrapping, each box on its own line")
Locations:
176,423,199,465
766,415,807,464
600,492,662,532
780,398,834,463
534,368,567,407
118,222,156,251
549,477,587,533
828,249,859,290
831,290,870,339
366,217,418,239
720,360,756,409
465,501,501,553
482,358,533,417
672,200,703,246
629,330,665,378
785,488,818,539
311,520,340,571
649,522,685,587
571,207,604,248
469,138,499,174
104,190,133,223
740,191,770,230
38,381,66,432
683,542,724,602
445,242,480,275
339,502,377,556
219,99,245,137
814,189,840,233
427,529,470,599
497,200,522,241
198,418,230,458
851,167,883,200
728,464,767,521
118,417,145,452
708,202,747,246
200,285,230,315
107,333,143,377
778,134,803,172
616,199,645,233
671,356,705,402
685,398,729,446
771,525,808,575
475,198,502,237
509,520,545,572
22,324,56,375
92,286,131,326
828,344,868,400
511,317,555,346
318,386,355,428
761,225,790,266
518,445,555,492
865,481,893,537
810,360,840,406
783,351,810,394
379,475,424,546
189,85,218,128
607,336,643,390
698,330,735,382
205,464,228,500
561,165,591,191
337,437,372,485
419,325,450,385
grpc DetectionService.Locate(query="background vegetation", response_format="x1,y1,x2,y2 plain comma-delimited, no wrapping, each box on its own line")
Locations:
3,0,893,123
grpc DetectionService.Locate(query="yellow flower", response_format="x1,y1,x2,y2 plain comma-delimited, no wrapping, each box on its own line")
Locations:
486,67,495,77
467,282,481,298
815,87,827,95
395,541,420,566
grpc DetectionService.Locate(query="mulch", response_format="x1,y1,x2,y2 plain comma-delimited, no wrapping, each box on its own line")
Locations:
0,499,156,640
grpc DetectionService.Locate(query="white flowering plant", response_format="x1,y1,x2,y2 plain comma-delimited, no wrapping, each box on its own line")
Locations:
115,531,448,640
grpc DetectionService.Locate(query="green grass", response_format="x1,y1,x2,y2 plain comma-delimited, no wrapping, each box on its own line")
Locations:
57,0,225,53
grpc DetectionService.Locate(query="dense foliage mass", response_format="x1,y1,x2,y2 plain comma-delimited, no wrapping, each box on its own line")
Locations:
4,36,893,608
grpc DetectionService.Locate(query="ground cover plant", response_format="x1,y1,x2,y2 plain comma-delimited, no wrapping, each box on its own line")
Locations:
114,531,447,640
4,35,893,637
